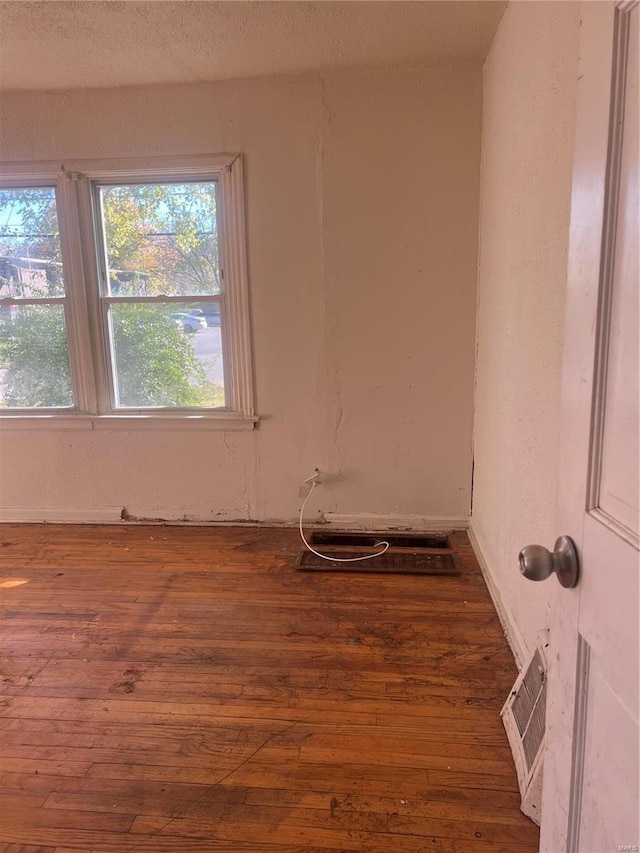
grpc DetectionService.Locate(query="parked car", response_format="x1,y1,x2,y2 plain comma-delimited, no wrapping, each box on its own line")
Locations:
188,306,221,326
170,312,207,333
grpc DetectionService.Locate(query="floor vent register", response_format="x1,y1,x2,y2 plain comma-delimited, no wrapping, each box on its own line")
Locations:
296,531,461,575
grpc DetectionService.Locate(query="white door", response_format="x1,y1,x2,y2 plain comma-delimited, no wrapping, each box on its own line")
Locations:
539,2,639,852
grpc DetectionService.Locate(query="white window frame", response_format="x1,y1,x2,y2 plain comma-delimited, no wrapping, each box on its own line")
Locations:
0,154,256,430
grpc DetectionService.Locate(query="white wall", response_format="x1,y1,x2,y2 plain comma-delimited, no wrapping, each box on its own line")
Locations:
471,2,581,664
0,64,481,524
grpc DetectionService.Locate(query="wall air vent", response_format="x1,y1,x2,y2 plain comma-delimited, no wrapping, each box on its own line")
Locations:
501,634,548,826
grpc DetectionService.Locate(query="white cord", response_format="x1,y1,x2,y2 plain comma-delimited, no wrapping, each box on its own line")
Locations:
299,481,390,562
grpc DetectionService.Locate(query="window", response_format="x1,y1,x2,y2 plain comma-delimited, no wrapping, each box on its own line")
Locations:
0,156,255,427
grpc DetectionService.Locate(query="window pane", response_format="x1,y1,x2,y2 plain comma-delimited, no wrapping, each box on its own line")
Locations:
0,305,73,408
100,182,220,297
110,303,226,408
0,187,66,298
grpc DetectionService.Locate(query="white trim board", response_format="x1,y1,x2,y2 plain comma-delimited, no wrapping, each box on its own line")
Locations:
0,509,470,529
467,523,527,669
0,508,259,524
0,507,124,524
322,513,469,531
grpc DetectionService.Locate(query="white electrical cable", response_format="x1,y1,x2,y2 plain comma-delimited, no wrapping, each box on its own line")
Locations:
299,480,390,562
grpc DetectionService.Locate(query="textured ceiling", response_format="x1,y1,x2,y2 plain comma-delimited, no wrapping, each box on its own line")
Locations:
0,1,506,91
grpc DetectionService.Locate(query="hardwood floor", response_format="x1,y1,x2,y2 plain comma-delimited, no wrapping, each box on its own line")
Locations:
0,525,539,852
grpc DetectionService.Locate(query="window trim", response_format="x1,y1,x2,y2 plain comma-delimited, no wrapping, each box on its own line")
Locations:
0,154,256,425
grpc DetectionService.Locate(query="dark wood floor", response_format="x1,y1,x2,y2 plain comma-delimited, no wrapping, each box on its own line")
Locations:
0,525,539,853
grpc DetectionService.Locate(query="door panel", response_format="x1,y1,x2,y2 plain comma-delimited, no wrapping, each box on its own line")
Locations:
581,516,639,714
540,3,639,852
594,3,639,540
579,664,639,852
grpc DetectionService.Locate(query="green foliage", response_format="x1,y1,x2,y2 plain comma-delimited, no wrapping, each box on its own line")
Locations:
0,187,60,259
0,187,64,299
112,305,207,407
0,305,223,409
0,307,73,408
101,183,220,296
0,183,225,409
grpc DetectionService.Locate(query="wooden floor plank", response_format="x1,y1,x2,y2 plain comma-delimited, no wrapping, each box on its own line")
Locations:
0,525,537,851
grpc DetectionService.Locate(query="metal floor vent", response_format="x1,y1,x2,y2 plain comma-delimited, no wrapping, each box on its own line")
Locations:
501,639,548,826
310,531,452,549
296,531,461,575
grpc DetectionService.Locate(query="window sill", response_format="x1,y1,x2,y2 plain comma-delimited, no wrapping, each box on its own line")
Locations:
0,413,259,431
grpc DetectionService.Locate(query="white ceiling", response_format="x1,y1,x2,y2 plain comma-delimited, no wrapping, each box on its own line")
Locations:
0,1,506,92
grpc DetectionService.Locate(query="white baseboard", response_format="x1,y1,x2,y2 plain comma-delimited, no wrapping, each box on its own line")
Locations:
0,507,124,523
323,513,469,531
0,508,470,530
0,507,255,524
468,523,527,669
